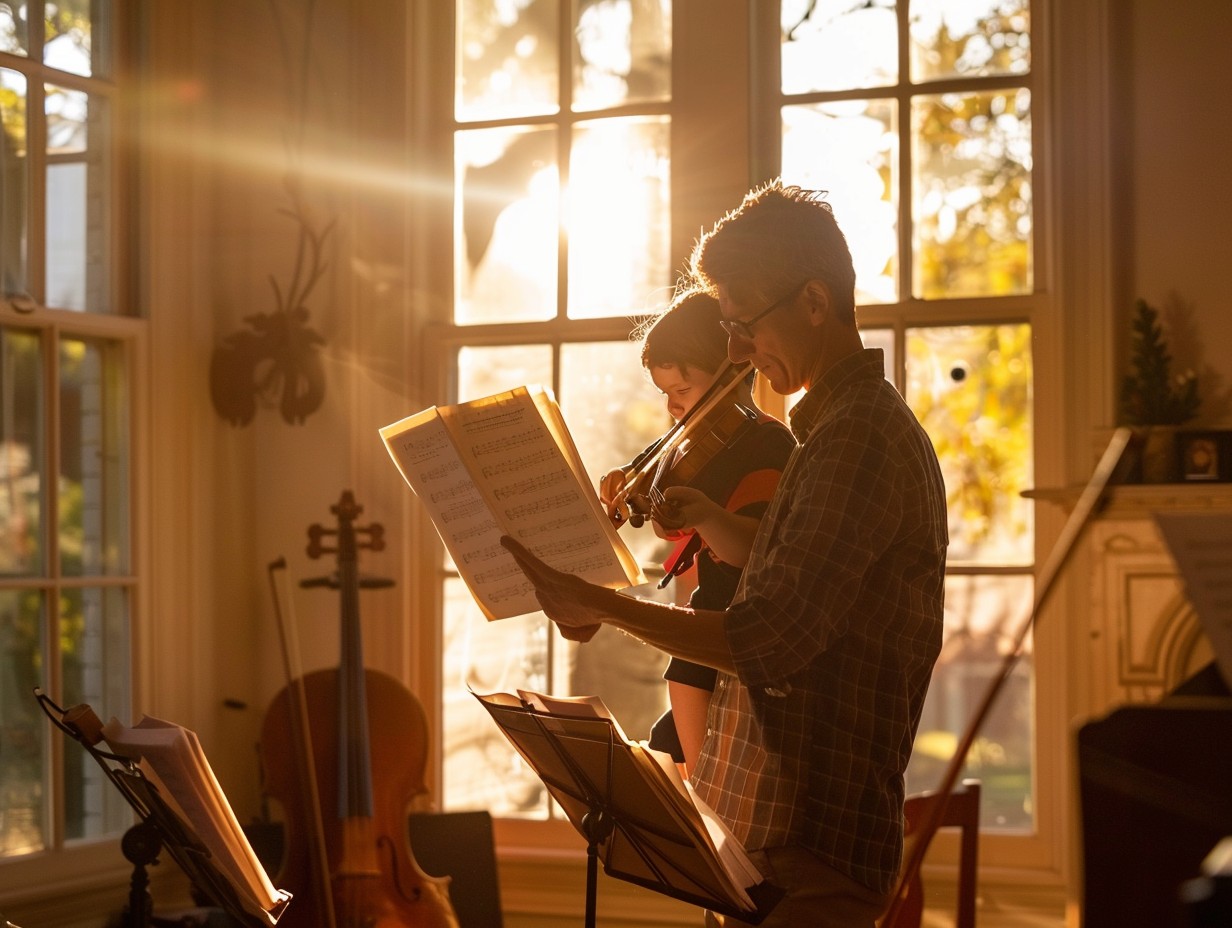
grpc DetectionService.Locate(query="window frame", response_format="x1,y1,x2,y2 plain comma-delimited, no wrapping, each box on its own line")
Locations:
413,0,1074,883
0,0,146,894
750,0,1063,877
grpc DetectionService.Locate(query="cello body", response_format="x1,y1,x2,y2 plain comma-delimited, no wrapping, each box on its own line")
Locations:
260,491,459,928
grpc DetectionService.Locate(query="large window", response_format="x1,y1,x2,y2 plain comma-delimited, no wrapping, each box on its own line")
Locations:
440,0,677,819
1,0,136,862
773,0,1037,832
430,0,1041,848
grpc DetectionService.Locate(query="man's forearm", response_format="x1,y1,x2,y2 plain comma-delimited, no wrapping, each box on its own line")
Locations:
591,584,736,675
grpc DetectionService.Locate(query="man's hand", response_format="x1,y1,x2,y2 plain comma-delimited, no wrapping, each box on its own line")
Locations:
500,536,605,642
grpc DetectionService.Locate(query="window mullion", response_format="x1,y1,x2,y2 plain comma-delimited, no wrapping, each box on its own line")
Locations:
43,320,67,851
556,4,572,324
897,4,914,312
26,76,48,307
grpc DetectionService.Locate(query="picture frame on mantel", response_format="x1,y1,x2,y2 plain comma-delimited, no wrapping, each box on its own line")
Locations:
1177,430,1232,482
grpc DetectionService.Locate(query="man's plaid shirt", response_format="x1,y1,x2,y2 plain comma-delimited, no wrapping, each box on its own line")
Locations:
689,348,948,895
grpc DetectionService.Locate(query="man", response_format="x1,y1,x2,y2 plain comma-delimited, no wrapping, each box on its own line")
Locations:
503,181,948,927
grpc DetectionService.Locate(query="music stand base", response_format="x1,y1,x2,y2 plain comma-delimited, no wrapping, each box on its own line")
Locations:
581,810,613,928
121,821,163,928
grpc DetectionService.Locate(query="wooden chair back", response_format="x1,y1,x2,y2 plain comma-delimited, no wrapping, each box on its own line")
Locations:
882,778,981,928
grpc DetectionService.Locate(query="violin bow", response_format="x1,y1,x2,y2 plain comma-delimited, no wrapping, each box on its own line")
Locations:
267,558,339,928
609,359,755,524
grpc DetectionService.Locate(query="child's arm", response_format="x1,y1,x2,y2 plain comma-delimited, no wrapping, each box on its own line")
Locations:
654,485,760,567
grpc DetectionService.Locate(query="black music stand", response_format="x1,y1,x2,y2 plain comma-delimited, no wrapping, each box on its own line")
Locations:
35,689,292,928
474,692,782,927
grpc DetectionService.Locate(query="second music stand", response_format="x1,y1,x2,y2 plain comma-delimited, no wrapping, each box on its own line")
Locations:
475,692,782,926
35,689,291,928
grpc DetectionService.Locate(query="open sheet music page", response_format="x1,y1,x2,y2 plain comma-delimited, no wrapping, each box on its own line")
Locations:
102,715,282,920
515,689,634,742
1153,511,1232,689
475,687,762,911
637,742,763,899
380,385,643,620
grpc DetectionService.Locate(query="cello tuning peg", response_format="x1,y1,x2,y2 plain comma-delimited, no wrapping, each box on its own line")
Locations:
306,524,338,558
361,524,386,551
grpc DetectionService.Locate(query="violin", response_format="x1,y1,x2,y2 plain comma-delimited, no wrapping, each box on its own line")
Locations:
608,359,758,530
259,492,459,928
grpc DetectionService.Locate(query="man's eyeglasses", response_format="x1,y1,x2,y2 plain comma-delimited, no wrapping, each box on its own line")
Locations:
719,282,807,340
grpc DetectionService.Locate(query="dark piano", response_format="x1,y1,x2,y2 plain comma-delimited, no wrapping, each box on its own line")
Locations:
1078,662,1232,927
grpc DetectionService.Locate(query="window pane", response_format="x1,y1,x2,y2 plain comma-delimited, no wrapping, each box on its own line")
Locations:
59,336,129,577
573,0,671,112
912,88,1033,299
559,340,659,484
446,340,675,816
1,68,29,300
782,100,898,305
861,328,896,377
0,1,27,55
571,621,668,735
558,341,670,743
457,344,553,403
457,0,560,121
781,0,897,93
906,324,1033,566
442,577,551,816
559,340,672,567
45,0,109,79
909,0,1030,83
60,585,130,841
784,331,893,419
0,588,46,855
47,85,109,313
448,345,555,815
455,339,673,568
907,573,1034,832
1,326,43,577
567,116,669,319
456,126,558,325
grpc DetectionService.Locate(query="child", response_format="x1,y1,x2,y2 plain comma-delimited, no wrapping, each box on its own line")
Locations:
600,289,796,773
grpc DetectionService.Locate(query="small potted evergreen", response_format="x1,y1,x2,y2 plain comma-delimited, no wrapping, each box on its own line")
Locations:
1120,299,1200,482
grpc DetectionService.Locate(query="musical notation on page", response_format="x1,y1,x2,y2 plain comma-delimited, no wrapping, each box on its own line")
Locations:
380,385,645,621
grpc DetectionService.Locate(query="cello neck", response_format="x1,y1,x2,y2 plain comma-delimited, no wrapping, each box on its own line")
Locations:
305,490,390,820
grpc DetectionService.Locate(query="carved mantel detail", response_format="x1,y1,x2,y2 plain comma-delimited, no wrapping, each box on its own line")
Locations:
1090,518,1211,705
1028,485,1228,714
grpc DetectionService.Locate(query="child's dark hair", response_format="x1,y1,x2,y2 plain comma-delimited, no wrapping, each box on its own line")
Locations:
639,289,728,376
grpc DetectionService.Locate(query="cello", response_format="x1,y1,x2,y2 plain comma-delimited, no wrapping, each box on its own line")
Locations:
260,491,459,928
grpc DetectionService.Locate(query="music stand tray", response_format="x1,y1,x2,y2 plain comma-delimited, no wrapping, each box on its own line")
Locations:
475,691,782,926
35,689,292,928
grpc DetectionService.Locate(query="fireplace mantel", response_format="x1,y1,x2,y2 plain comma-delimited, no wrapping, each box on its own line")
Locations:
1024,483,1226,711
1024,482,1232,518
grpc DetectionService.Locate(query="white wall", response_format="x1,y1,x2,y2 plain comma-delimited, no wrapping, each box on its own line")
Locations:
1118,0,1232,424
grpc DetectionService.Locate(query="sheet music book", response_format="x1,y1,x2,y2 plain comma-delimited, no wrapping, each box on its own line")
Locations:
101,715,286,924
1153,511,1232,690
380,385,644,620
474,688,777,919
